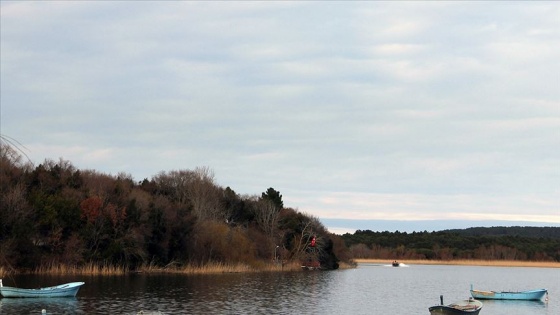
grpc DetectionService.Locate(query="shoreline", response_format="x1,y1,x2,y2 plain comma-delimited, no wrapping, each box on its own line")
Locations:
354,259,560,268
0,261,311,276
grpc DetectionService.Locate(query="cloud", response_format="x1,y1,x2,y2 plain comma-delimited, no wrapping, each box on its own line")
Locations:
1,1,558,229
285,191,559,223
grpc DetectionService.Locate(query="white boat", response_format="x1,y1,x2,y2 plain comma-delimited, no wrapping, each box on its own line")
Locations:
0,279,84,298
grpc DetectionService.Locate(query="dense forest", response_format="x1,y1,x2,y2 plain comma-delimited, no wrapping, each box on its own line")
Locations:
444,226,560,239
342,228,560,261
0,143,349,272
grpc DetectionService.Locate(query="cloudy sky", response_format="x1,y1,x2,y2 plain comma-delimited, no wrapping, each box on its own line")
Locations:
1,1,559,234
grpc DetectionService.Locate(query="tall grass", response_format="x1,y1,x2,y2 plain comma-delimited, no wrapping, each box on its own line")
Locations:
34,262,128,275
8,260,327,276
138,261,302,274
0,265,8,277
338,261,358,269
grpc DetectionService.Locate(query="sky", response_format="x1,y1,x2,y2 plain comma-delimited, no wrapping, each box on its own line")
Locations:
1,1,559,234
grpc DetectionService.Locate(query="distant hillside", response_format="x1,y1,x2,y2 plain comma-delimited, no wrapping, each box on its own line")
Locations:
443,226,560,240
342,227,560,261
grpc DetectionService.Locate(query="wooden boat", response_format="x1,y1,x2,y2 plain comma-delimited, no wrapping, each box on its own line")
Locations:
429,296,483,315
470,284,548,301
0,279,84,298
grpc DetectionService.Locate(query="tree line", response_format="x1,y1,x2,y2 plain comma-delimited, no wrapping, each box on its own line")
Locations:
342,228,560,261
444,226,560,239
0,143,350,272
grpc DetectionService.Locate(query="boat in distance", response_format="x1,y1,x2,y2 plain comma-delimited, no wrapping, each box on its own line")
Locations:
0,279,84,298
429,296,483,315
470,284,548,301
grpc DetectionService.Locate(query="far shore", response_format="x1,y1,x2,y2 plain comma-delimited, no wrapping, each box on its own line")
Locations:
354,258,560,268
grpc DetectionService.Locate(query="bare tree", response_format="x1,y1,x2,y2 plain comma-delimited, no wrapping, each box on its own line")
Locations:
151,167,227,222
153,170,194,204
0,135,33,166
188,167,224,221
0,183,32,234
253,198,280,239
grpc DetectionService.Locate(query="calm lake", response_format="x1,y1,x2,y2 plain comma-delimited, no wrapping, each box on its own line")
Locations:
0,264,558,314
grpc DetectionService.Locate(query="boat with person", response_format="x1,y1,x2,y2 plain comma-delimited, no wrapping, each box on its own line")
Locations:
429,296,483,315
0,279,84,298
470,284,548,301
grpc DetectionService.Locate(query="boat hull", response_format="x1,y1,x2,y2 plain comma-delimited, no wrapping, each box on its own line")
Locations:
470,289,547,301
429,299,483,315
429,305,481,315
0,282,84,298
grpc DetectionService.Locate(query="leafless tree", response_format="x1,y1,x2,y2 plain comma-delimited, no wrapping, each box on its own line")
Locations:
253,198,280,239
188,167,225,221
153,170,194,204
153,167,226,222
0,183,32,232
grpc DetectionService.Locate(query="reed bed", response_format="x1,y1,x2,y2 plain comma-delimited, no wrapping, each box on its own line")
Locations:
0,265,8,277
34,262,128,275
138,261,302,274
354,258,560,268
8,260,342,276
338,261,358,269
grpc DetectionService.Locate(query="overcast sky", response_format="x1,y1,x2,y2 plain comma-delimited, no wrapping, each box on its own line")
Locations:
1,1,559,233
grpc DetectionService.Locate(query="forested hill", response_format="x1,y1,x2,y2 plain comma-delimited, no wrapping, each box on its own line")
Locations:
342,227,560,262
443,226,560,239
0,143,350,272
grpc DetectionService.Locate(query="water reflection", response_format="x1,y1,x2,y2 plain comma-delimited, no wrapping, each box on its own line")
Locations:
481,299,548,310
0,297,78,314
1,266,558,315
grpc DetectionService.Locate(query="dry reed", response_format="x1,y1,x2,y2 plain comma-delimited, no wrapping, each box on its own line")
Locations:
338,261,358,269
138,261,302,274
34,262,128,275
8,260,345,276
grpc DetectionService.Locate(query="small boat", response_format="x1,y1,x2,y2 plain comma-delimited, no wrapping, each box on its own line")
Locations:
0,279,84,298
429,296,483,315
392,261,400,267
470,284,548,301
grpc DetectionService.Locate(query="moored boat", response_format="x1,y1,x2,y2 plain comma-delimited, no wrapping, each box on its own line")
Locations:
0,279,84,298
429,296,483,315
470,284,548,301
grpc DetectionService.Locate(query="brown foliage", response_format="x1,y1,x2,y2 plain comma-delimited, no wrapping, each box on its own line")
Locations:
330,233,352,262
191,221,257,264
80,196,103,224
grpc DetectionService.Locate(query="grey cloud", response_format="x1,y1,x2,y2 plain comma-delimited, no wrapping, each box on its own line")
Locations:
1,1,558,228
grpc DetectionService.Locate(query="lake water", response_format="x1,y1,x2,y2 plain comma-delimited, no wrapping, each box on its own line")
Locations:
0,263,558,314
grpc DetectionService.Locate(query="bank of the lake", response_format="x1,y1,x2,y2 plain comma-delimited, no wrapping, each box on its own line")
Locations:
354,258,560,268
0,260,357,277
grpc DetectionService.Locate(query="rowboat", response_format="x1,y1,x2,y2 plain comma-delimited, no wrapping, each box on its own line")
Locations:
429,296,483,315
470,284,548,301
0,279,84,298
